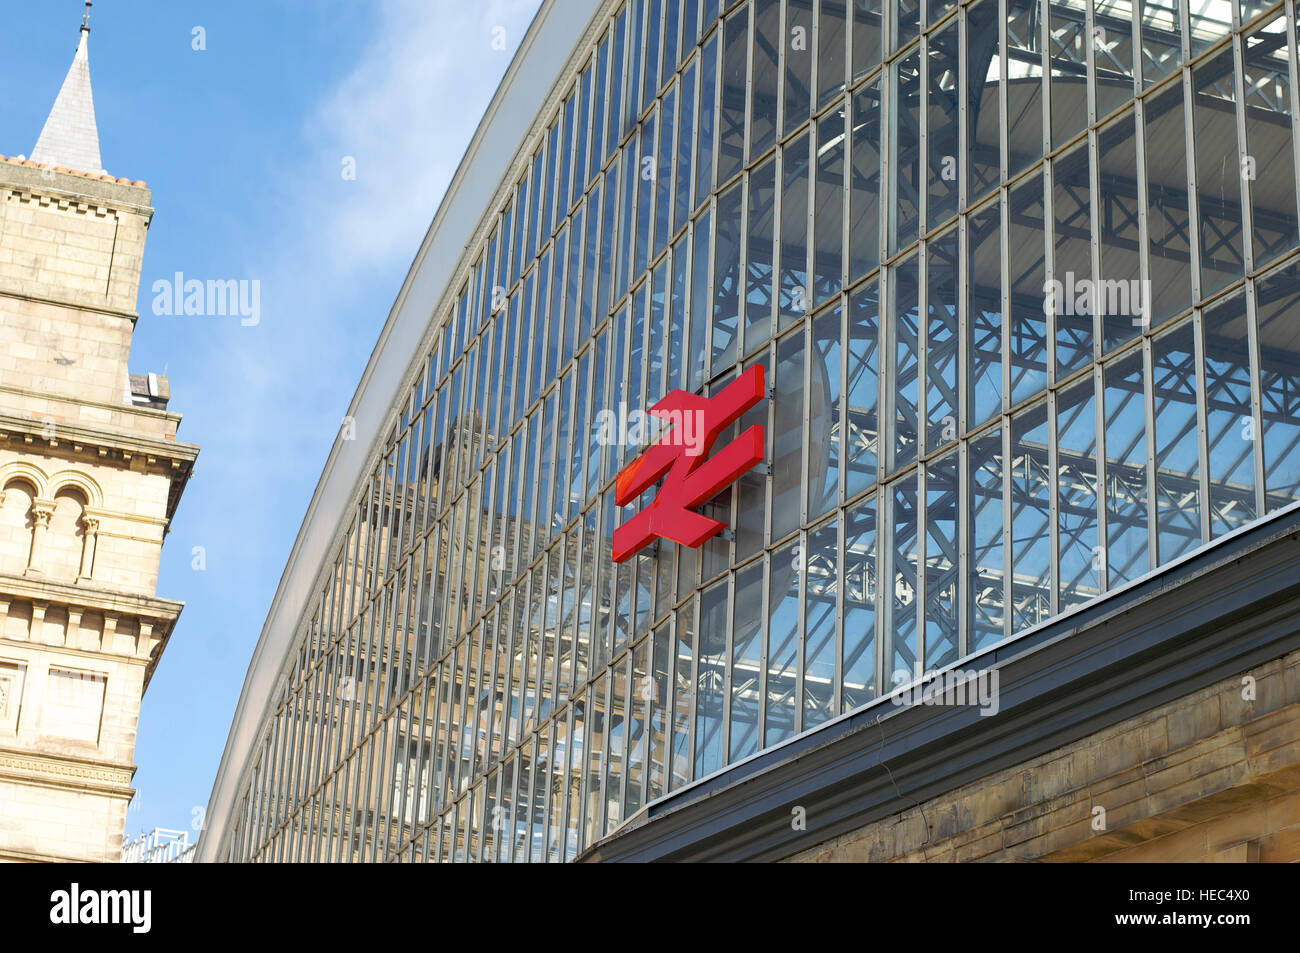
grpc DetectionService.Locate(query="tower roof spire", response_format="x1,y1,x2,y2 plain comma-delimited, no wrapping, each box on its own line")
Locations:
30,1,102,173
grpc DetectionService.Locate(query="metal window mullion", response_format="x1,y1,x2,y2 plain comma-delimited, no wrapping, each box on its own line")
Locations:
721,570,735,760
616,651,632,822
811,0,822,123
1246,281,1267,513
757,549,770,745
998,0,1009,186
744,0,755,174
1285,0,1300,255
1085,0,1097,128
1233,32,1256,278
1192,308,1212,543
739,167,751,362
1092,362,1109,591
704,191,719,384
1039,0,1051,159
875,265,890,693
1181,67,1203,305
687,591,700,781
832,482,845,714
919,31,930,241
1044,159,1058,387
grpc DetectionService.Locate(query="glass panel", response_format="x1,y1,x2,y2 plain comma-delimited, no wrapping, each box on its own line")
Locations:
1203,293,1257,537
737,352,772,561
1187,0,1232,56
1144,82,1192,325
1093,0,1135,119
671,603,695,790
925,228,959,452
811,305,843,520
1052,144,1093,378
605,660,627,830
803,517,838,727
718,6,750,184
730,560,764,760
842,492,878,709
890,252,921,471
849,79,882,283
815,108,846,307
747,156,778,354
677,60,697,228
1056,377,1101,611
1242,16,1300,270
968,199,1003,426
968,426,1004,651
817,0,848,110
779,132,812,332
773,330,806,540
1192,46,1244,299
713,180,743,373
891,50,922,251
1049,0,1089,148
785,0,815,137
885,473,919,685
648,624,671,800
1103,347,1150,587
766,539,801,745
698,33,719,206
655,88,675,256
1256,263,1300,510
927,20,960,232
924,449,960,669
695,578,728,776
1010,400,1051,632
1009,172,1049,402
967,0,1001,202
853,0,883,83
752,1,781,158
1138,0,1182,87
1152,320,1203,563
625,639,649,818
846,280,881,497
1005,0,1044,178
1098,111,1144,353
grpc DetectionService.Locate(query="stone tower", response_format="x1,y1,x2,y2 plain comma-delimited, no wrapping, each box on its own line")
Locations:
0,10,198,862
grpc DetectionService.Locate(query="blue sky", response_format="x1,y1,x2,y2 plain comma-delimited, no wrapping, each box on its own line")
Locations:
0,0,541,842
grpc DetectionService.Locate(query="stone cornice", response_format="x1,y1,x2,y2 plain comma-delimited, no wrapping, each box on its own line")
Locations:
0,571,183,623
0,745,135,794
0,163,153,215
0,409,198,522
0,573,182,690
0,287,138,323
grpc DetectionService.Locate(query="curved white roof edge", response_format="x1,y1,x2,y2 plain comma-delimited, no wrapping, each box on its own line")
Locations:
198,0,604,862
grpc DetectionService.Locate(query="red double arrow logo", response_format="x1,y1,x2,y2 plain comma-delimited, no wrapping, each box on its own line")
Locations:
612,365,767,563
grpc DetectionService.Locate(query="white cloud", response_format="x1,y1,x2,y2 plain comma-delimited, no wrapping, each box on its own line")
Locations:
302,0,542,273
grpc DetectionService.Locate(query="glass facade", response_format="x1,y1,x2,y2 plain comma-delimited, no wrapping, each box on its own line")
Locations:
221,0,1300,861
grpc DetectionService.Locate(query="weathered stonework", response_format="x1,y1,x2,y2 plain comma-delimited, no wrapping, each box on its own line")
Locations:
0,158,197,863
787,647,1300,863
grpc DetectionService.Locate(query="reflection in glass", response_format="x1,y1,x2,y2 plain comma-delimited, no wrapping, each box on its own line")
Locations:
1153,321,1203,564
1103,348,1150,588
1202,293,1257,538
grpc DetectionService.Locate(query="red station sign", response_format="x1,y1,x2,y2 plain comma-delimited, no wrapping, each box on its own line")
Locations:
611,364,767,563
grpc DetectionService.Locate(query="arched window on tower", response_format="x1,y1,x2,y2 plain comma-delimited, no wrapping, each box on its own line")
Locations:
0,479,37,576
46,487,89,582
